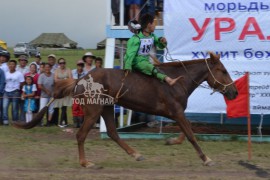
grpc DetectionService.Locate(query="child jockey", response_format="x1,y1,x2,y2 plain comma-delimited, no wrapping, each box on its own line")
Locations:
124,13,182,86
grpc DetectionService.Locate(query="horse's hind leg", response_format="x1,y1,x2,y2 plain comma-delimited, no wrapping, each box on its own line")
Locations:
102,106,144,161
174,113,214,166
166,133,185,145
76,105,103,168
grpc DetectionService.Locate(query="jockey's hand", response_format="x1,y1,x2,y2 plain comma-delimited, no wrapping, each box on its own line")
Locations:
159,37,167,45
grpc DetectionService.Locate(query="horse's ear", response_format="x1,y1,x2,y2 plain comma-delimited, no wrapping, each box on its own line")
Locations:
208,51,220,64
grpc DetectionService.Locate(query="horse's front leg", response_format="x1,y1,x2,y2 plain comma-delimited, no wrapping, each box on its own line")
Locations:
172,111,214,166
76,105,103,168
102,106,144,161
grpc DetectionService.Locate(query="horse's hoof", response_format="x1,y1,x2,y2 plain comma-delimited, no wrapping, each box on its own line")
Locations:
136,155,145,161
203,157,215,166
165,138,176,145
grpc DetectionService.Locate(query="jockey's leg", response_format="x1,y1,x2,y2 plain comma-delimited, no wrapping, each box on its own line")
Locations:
134,60,182,86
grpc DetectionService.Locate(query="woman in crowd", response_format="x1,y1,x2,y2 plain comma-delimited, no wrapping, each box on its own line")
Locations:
54,58,73,127
38,63,54,126
82,52,96,72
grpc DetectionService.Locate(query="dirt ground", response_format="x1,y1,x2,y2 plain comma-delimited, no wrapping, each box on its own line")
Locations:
0,127,270,180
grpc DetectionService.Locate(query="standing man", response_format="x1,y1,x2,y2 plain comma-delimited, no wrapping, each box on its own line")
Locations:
0,50,10,73
16,55,30,122
0,68,5,124
47,54,58,73
16,55,30,75
2,60,24,125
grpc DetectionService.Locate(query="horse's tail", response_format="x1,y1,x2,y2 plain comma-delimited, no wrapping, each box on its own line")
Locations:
13,79,77,129
53,78,77,99
13,98,54,129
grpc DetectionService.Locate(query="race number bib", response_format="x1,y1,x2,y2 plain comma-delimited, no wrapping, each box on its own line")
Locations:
138,38,154,56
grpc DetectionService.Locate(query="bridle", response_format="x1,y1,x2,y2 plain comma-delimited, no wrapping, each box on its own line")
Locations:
204,58,235,95
164,48,235,95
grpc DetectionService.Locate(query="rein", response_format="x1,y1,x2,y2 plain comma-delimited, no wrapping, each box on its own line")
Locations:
114,70,129,103
164,48,234,95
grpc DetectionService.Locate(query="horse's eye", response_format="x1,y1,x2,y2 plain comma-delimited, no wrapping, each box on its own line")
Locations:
222,70,227,74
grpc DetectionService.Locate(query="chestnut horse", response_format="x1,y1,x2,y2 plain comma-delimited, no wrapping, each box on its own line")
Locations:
13,52,238,168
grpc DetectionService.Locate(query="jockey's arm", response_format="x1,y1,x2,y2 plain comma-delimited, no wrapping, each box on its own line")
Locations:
154,34,167,49
124,36,140,71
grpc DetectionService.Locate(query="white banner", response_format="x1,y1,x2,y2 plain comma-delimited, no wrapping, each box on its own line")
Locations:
164,0,270,114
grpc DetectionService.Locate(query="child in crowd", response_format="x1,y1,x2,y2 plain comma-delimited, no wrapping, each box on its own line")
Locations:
22,76,37,123
72,102,84,128
95,57,103,68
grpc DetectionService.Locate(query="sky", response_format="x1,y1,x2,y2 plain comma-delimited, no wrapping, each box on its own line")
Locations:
0,0,107,49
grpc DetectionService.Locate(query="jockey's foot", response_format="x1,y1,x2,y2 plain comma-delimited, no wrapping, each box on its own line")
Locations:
165,76,183,86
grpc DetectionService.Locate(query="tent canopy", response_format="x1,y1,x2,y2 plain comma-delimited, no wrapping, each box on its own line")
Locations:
30,33,78,49
0,40,7,50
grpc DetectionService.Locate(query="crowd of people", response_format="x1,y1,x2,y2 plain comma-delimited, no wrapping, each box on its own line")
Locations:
0,50,103,128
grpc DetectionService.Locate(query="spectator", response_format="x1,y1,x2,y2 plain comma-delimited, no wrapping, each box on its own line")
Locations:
95,57,103,68
30,53,42,73
72,60,87,79
47,54,58,73
71,59,87,128
54,58,72,127
22,76,37,123
16,55,30,75
38,63,54,126
39,62,46,74
16,55,30,122
25,64,40,114
0,68,5,124
0,50,10,72
82,52,96,72
111,0,120,25
2,60,25,125
125,0,142,21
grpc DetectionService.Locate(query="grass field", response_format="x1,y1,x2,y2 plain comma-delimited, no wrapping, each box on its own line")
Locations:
0,126,270,180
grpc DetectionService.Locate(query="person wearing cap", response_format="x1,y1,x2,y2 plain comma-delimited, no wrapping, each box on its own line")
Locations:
2,60,25,125
16,55,30,75
72,59,88,79
47,54,58,73
16,55,30,122
82,52,96,72
71,59,87,128
0,50,10,73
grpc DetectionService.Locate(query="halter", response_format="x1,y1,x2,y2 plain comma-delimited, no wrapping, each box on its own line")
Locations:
204,58,235,95
164,47,234,95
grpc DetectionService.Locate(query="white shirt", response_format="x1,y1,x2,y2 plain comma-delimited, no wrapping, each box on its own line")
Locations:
0,62,9,72
16,65,30,75
72,69,87,79
5,71,25,92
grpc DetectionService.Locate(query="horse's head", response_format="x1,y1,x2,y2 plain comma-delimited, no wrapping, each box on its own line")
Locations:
206,52,238,100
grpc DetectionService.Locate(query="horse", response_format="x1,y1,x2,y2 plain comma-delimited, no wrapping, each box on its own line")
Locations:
13,52,238,168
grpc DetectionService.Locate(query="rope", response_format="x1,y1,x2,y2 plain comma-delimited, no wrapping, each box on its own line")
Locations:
114,70,129,103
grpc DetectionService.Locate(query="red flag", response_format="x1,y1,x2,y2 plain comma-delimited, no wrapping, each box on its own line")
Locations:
224,73,249,118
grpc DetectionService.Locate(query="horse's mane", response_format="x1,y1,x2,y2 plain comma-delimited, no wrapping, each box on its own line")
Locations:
157,59,205,67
